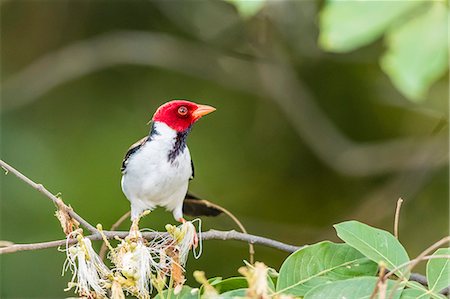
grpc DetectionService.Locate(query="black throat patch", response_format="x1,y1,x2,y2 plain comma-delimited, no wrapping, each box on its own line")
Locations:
168,127,191,163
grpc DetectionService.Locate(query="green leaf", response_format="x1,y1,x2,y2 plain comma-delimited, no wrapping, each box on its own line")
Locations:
266,271,276,292
226,0,265,18
220,288,247,298
304,276,403,299
319,0,425,52
427,248,450,294
211,277,248,294
335,221,410,279
154,286,197,299
381,2,449,101
276,241,378,296
400,288,430,299
208,276,223,285
401,281,434,299
405,281,446,299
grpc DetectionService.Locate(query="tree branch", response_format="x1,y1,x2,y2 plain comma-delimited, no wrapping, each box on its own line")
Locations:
0,230,440,294
0,159,97,234
0,229,301,255
1,160,447,295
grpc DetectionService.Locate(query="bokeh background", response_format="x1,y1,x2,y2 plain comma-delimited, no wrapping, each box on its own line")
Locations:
1,1,448,297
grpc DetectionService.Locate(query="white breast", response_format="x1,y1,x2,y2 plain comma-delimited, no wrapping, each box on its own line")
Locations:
121,122,192,220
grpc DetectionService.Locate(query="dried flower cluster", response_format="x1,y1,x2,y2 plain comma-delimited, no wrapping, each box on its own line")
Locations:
62,221,199,299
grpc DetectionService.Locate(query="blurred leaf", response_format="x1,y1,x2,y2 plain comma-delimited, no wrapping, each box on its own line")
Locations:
154,286,197,299
335,221,410,279
156,1,241,42
226,0,265,18
402,281,443,299
426,248,450,294
266,271,276,292
319,0,425,52
381,2,448,101
208,276,223,285
276,241,378,296
268,269,278,289
220,288,247,297
210,277,248,293
304,276,401,299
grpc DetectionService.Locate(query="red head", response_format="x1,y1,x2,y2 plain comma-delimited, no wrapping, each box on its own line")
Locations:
152,100,216,132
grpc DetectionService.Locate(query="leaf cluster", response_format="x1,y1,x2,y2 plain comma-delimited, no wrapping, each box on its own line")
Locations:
165,221,449,299
318,1,447,102
227,0,448,102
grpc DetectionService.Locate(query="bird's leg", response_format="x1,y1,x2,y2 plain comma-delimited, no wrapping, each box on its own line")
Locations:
129,210,150,240
129,218,139,238
178,217,198,248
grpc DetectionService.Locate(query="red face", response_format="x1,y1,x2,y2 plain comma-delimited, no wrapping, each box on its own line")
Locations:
152,100,216,132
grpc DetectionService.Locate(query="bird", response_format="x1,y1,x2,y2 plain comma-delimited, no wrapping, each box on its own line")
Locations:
120,100,219,231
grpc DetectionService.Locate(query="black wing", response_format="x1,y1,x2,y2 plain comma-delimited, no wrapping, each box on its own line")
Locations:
190,159,194,180
121,136,149,173
183,192,223,217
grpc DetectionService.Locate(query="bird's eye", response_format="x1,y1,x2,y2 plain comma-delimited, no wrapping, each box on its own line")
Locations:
178,106,188,116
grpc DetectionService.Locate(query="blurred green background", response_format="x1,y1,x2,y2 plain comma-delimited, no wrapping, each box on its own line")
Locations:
1,1,448,298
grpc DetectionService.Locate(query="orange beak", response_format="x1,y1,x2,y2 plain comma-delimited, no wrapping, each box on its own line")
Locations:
192,104,216,119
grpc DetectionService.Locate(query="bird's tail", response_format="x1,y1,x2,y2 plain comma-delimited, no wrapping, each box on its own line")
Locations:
182,192,222,217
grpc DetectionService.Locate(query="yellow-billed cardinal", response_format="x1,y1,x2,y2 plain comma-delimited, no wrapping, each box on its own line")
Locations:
121,100,217,226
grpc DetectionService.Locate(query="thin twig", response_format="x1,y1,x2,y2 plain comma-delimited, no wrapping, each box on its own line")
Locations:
99,210,131,260
394,198,404,239
0,229,301,255
385,236,450,281
198,199,256,264
110,211,131,231
399,255,450,296
0,159,97,234
387,254,450,276
369,263,387,299
386,236,450,299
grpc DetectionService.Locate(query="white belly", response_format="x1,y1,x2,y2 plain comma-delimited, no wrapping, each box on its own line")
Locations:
121,138,192,220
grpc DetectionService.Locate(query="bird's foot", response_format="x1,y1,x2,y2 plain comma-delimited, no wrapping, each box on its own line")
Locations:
128,219,140,240
128,210,150,240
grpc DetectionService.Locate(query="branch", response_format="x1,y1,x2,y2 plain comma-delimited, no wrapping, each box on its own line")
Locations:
0,229,301,254
1,160,447,294
394,198,403,239
0,158,295,254
0,230,439,293
0,159,97,234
